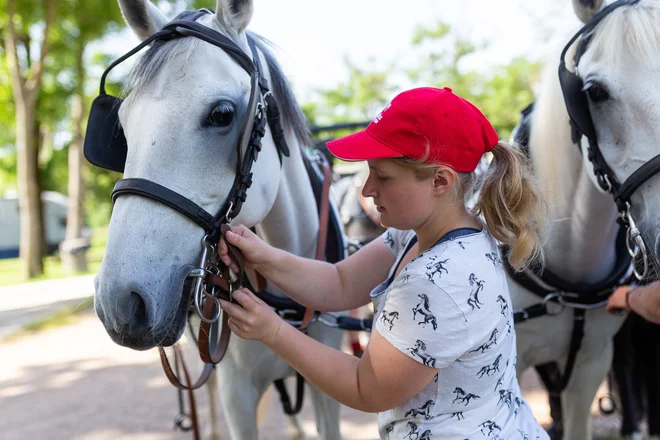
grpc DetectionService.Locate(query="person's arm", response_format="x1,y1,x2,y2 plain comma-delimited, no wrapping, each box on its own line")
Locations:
220,225,396,312
607,281,660,324
267,323,437,412
220,288,439,412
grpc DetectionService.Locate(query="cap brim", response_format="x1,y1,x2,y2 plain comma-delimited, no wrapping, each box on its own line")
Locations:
326,129,402,162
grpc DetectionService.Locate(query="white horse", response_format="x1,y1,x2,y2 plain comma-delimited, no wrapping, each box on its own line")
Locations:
510,1,660,439
93,1,343,438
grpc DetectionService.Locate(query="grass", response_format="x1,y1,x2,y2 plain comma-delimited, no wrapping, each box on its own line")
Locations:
0,228,107,287
2,297,95,342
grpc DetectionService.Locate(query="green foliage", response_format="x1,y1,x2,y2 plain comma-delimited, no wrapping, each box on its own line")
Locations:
307,21,540,142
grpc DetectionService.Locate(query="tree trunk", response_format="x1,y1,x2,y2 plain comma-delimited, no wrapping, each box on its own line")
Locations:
61,44,89,273
5,0,57,280
15,98,45,278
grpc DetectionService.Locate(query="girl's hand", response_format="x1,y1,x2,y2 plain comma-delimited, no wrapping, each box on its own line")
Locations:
219,288,283,343
218,225,275,272
607,285,631,314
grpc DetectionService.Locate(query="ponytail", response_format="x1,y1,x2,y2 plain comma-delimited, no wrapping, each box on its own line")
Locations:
472,141,546,270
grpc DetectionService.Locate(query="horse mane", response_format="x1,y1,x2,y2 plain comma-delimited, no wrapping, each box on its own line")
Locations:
529,0,660,206
122,11,310,148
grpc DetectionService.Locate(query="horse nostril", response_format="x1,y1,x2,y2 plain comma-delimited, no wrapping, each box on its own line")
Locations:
127,291,151,334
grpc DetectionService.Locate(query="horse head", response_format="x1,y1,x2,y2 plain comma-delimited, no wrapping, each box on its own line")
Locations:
93,0,310,350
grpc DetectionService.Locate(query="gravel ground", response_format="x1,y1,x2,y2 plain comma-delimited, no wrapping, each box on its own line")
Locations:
0,311,633,440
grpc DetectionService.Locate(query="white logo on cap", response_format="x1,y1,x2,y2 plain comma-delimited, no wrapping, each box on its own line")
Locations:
373,102,391,124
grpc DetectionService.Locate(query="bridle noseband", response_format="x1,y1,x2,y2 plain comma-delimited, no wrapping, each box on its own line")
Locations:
558,0,660,280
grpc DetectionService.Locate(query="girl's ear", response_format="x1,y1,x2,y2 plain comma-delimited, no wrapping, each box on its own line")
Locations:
433,168,455,193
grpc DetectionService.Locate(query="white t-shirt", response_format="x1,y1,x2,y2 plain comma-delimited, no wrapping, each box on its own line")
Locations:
372,227,548,440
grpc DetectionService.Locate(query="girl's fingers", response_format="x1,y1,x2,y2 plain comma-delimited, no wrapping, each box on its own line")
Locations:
219,298,250,321
232,288,259,312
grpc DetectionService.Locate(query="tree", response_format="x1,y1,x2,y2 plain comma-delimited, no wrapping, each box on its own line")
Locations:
406,22,540,139
3,0,57,279
54,0,123,273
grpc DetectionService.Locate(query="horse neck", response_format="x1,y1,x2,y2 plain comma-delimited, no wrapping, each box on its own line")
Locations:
542,148,619,283
255,140,319,261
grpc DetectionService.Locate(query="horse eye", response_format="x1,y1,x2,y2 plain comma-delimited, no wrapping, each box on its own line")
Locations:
207,103,234,127
586,82,609,103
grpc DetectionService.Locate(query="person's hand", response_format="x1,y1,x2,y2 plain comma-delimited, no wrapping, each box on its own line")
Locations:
607,285,631,314
218,224,275,272
219,288,283,343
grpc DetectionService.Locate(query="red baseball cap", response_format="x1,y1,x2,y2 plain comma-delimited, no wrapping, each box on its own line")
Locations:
326,87,499,173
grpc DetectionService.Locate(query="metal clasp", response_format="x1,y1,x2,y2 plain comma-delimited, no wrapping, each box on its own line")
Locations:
622,202,649,280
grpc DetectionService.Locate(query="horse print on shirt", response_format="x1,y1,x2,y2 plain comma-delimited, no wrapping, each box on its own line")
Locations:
452,387,481,406
518,429,529,440
457,241,466,249
383,231,395,250
498,389,514,408
469,328,498,353
401,274,411,283
479,420,502,437
409,340,437,367
451,411,464,420
494,373,505,391
497,295,508,316
514,397,524,416
477,354,502,378
385,422,395,435
467,273,484,310
419,430,432,440
404,399,436,419
380,309,399,331
404,421,419,439
412,294,438,330
485,251,502,267
425,256,449,284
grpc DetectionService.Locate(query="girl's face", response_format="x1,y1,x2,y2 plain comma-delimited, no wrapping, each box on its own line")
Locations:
362,159,438,230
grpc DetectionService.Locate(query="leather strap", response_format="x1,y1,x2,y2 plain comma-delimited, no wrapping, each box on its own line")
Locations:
198,291,232,364
174,345,201,440
273,373,305,416
159,348,214,390
299,156,332,329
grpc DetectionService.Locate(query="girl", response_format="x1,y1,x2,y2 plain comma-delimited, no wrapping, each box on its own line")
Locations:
218,87,548,439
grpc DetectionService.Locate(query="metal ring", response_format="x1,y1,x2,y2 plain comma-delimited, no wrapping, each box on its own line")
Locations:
225,201,234,224
197,295,222,324
633,235,649,280
542,292,565,316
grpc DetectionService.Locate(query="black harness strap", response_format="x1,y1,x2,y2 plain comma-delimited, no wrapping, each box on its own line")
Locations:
273,373,305,416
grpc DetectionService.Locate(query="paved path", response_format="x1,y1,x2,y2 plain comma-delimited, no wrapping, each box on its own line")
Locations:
0,275,95,339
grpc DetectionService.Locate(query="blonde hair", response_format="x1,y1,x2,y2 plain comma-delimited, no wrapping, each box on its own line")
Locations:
392,141,546,271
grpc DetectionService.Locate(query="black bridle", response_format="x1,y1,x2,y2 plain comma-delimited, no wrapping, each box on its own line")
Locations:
98,13,289,244
558,0,660,279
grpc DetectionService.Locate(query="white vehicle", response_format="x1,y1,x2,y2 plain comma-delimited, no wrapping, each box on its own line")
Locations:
0,191,70,259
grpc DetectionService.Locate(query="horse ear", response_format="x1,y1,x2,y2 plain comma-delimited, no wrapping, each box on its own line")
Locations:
216,0,254,34
572,0,606,23
118,0,168,41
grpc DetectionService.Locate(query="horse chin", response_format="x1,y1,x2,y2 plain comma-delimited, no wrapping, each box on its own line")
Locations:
157,281,192,347
154,277,193,348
